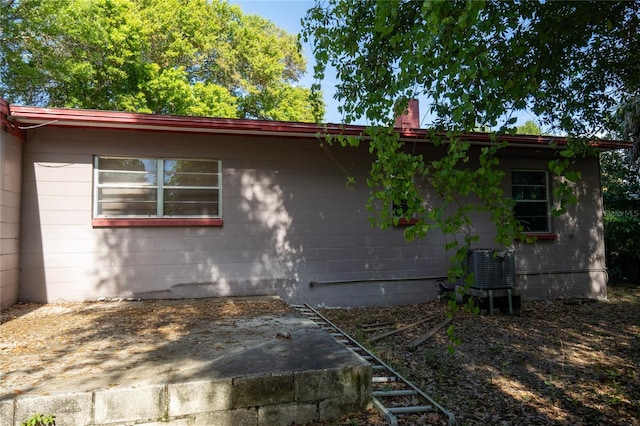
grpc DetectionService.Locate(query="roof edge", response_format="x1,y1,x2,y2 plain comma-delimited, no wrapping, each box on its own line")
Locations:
0,99,26,141
4,102,633,150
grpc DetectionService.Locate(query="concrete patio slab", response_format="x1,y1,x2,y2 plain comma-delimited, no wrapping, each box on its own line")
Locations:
0,297,371,426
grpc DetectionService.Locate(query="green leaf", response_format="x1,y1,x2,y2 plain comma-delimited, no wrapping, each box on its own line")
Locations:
560,149,575,158
565,170,581,182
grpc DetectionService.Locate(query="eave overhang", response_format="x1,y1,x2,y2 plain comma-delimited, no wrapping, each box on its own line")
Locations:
4,103,633,150
0,99,26,141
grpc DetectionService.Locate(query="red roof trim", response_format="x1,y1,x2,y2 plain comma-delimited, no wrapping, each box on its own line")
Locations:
0,99,26,142
5,102,633,150
8,104,365,136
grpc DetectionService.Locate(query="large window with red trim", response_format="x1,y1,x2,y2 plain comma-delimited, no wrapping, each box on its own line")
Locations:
93,157,221,219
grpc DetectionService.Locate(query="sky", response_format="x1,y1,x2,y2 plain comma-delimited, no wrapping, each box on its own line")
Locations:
229,0,344,124
230,1,535,128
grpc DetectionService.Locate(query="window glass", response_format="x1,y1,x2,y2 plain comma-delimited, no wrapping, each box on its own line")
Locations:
512,171,546,186
98,171,157,185
163,159,219,187
97,188,158,216
97,157,154,171
94,157,221,218
512,186,546,201
512,170,550,232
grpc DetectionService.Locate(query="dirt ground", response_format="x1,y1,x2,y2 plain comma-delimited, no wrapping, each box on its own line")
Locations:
0,296,296,395
311,284,640,425
2,287,639,426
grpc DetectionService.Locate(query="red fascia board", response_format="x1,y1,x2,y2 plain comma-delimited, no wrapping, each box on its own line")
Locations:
6,103,633,150
8,104,366,137
429,131,634,150
0,98,9,116
0,99,26,141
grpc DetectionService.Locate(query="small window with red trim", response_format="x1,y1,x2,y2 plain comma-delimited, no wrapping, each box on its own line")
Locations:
512,170,550,232
93,156,222,219
391,200,415,225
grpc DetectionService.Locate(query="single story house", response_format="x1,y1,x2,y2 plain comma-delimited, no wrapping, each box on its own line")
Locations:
0,99,631,309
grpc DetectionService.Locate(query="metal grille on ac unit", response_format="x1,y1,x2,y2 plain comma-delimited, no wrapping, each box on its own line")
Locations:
463,249,515,289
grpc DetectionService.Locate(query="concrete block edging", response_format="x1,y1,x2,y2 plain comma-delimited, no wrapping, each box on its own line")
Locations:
1,364,371,426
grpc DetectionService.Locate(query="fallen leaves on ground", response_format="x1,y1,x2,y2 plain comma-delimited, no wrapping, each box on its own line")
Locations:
311,285,640,425
2,289,638,425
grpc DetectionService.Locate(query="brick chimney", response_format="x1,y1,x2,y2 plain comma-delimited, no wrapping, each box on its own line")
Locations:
394,99,420,130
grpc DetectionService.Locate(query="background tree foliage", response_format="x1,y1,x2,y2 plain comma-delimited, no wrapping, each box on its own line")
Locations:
304,0,639,137
0,0,323,121
302,1,639,286
601,150,640,282
516,120,542,136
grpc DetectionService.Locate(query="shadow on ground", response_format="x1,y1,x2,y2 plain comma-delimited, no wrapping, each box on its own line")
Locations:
321,284,640,425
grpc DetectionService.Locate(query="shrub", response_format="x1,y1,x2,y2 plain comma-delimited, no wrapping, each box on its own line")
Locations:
21,414,55,426
604,211,640,282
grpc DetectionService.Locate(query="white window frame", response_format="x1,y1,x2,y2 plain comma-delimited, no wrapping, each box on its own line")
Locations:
93,156,222,219
511,169,551,233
